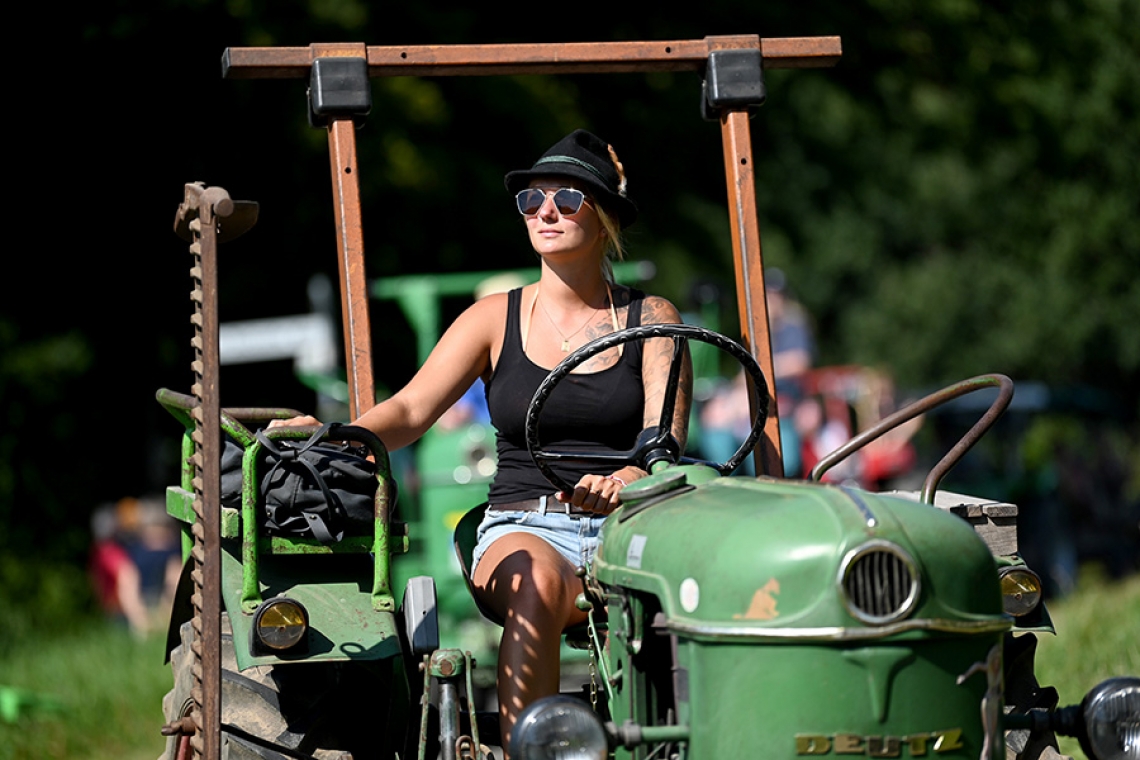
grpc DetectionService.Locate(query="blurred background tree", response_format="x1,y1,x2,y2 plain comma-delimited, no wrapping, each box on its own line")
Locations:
2,0,1137,631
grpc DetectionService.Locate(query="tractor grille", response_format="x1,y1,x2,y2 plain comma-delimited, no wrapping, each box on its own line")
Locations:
841,542,919,624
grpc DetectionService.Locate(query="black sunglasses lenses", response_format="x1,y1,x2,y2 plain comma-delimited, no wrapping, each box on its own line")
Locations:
516,189,544,215
516,188,585,216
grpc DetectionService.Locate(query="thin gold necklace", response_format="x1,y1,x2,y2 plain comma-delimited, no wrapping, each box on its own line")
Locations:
537,281,617,352
539,295,597,352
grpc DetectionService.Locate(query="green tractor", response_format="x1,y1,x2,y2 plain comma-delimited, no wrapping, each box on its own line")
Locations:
155,34,1137,760
511,332,1136,760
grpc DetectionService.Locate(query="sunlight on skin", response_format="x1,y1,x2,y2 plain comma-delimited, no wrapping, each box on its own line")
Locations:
474,534,591,759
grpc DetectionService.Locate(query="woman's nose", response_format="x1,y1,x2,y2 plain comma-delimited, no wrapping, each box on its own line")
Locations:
536,192,560,220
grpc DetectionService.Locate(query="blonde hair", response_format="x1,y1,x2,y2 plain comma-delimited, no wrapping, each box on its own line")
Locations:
595,202,626,283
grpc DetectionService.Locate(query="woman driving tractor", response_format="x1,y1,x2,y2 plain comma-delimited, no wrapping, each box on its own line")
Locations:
271,128,691,756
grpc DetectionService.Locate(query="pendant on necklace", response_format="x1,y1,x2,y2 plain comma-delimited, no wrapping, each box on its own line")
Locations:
561,340,571,352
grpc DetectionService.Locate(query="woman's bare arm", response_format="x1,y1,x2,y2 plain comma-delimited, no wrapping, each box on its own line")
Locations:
270,294,506,451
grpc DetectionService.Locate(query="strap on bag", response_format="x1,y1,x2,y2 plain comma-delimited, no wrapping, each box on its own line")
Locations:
255,423,342,543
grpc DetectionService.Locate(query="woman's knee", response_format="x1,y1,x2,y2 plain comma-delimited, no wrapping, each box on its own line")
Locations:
475,535,579,612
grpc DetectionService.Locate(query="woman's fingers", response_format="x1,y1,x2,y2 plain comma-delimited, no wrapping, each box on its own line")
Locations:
559,475,624,514
266,415,321,429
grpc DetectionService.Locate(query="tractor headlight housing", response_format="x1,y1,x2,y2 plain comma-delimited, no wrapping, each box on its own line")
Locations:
1078,677,1140,760
511,695,608,760
839,540,920,625
999,566,1043,617
251,597,309,654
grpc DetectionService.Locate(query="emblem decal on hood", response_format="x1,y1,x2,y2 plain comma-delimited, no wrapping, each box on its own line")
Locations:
795,728,964,756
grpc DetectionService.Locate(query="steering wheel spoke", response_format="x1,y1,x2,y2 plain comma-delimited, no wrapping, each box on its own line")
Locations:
532,450,632,464
652,334,689,435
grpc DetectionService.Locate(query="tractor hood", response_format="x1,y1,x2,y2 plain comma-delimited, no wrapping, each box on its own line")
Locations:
593,472,1010,642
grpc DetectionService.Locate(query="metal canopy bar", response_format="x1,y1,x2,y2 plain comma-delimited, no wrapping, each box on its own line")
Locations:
222,36,842,79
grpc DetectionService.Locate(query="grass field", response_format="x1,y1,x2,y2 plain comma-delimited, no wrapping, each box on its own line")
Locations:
2,566,1137,759
1033,565,1140,758
1,623,171,760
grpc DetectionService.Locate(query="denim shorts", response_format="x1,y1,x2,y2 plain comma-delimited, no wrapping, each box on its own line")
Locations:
470,503,607,577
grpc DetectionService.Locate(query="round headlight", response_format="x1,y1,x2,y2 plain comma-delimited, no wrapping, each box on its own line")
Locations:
1080,677,1140,760
511,695,607,760
253,597,308,651
999,566,1043,617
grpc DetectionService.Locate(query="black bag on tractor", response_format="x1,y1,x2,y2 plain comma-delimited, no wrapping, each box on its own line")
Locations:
220,422,378,543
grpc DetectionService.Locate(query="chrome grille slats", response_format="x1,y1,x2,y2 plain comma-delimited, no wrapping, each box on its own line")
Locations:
839,541,920,625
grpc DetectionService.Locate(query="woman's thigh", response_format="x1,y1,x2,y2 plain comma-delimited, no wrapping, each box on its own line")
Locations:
472,531,588,629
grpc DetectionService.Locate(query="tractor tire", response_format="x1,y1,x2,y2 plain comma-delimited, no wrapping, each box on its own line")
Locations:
159,615,404,760
1004,633,1074,760
1008,747,1070,760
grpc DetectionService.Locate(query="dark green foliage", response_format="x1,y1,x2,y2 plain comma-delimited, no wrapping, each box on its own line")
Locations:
4,0,1137,567
0,556,101,657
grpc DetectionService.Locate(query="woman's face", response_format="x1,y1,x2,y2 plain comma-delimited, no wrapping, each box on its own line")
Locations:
523,177,606,261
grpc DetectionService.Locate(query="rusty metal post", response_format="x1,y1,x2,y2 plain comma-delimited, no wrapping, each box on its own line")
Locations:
326,119,374,420
312,43,375,421
720,112,784,476
719,111,782,477
698,34,787,478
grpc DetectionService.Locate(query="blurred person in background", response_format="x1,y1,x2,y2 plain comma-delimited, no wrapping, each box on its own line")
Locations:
700,268,816,477
88,496,181,638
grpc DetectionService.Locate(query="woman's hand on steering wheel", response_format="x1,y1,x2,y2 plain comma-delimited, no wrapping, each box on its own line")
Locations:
557,466,647,515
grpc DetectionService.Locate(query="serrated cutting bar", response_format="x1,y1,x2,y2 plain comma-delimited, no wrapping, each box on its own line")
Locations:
171,183,256,760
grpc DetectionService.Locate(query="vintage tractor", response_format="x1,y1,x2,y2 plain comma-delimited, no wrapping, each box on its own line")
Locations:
155,34,1137,760
510,332,1139,760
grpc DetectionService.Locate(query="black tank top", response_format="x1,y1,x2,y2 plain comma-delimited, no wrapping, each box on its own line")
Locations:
485,287,645,503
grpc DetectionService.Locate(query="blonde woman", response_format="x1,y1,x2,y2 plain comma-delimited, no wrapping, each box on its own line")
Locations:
273,129,690,755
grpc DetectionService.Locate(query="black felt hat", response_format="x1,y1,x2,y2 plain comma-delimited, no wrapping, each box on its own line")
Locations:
505,129,638,228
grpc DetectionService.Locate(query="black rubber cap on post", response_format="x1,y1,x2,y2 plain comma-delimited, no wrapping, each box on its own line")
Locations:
308,57,372,128
701,48,766,120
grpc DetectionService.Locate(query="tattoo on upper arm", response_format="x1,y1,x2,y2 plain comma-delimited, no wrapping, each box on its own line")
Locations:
640,296,676,326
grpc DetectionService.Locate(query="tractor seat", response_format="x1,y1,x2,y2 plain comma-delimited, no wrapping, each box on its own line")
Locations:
453,503,506,627
453,503,599,646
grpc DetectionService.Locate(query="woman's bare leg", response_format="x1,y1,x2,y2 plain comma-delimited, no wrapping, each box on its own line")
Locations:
473,532,587,758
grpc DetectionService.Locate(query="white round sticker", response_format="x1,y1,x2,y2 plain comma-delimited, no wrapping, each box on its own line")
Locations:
680,578,700,613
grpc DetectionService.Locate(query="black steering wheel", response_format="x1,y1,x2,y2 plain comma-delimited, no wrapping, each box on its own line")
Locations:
525,324,770,494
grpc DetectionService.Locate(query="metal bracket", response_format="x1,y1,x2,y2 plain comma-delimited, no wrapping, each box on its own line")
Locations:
701,48,766,120
308,57,372,128
402,576,440,656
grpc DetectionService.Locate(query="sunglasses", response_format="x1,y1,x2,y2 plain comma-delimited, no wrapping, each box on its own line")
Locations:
515,187,589,217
